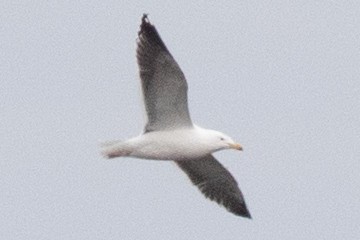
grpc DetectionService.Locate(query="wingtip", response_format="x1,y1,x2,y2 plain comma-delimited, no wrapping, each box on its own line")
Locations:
234,209,252,219
243,210,252,219
230,203,252,219
141,13,151,29
137,13,169,53
141,13,149,23
139,13,152,36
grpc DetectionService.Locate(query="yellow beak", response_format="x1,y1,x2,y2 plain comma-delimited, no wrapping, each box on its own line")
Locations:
229,143,243,151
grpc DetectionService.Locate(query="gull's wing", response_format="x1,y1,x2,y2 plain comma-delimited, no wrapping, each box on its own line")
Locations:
175,155,251,218
137,14,192,132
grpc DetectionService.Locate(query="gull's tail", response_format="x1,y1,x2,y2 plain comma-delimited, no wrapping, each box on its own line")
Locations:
100,140,131,159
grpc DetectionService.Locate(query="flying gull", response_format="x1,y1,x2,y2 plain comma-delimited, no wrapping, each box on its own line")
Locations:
102,14,251,218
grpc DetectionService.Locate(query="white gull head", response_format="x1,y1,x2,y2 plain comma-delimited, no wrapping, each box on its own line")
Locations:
194,126,243,153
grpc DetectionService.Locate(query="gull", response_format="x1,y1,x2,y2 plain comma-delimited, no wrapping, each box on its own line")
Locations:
101,14,251,218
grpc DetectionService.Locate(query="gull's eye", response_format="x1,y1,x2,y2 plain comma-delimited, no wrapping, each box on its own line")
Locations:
220,137,224,141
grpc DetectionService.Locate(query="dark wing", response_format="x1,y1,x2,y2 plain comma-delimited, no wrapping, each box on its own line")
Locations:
175,155,251,218
137,14,192,132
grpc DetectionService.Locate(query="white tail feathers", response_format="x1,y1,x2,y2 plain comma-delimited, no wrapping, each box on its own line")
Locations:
100,140,132,159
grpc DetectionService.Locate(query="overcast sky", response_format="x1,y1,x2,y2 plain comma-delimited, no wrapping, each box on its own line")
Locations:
1,1,359,239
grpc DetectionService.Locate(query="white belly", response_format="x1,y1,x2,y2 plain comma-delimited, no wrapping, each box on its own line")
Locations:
128,128,211,160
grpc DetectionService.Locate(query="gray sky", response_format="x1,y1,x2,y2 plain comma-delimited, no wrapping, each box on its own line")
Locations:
1,1,359,239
